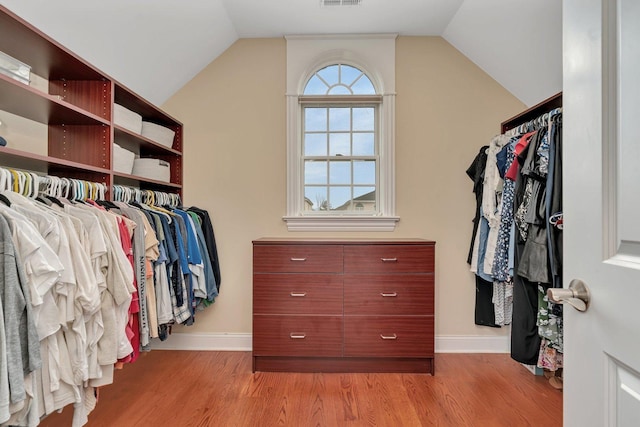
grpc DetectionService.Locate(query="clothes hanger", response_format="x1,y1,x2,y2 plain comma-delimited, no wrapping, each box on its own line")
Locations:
87,181,94,200
30,172,39,198
18,171,27,196
112,185,121,202
83,180,90,201
10,170,20,193
69,179,76,201
0,193,11,207
76,179,87,202
0,168,7,192
46,195,65,207
61,177,70,199
77,180,84,201
41,175,64,207
23,171,31,197
143,190,154,206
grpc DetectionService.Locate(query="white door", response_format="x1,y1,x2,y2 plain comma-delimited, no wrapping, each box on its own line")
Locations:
564,0,640,425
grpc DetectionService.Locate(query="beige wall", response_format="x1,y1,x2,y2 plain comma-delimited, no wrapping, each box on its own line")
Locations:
162,36,526,338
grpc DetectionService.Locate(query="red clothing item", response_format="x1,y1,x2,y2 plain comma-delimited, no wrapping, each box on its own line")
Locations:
116,216,140,364
505,131,536,181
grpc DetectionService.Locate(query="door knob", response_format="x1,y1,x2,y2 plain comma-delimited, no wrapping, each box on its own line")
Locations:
547,279,591,312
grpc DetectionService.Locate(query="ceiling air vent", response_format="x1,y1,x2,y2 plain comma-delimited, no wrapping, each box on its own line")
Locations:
321,0,362,6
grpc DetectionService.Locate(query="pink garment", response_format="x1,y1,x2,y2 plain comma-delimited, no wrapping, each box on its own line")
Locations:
116,217,140,364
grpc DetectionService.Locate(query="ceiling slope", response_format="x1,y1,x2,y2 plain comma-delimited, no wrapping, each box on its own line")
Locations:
0,0,560,107
443,0,562,107
1,0,237,106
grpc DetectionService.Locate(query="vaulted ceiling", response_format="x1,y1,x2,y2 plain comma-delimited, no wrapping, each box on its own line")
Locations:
0,0,561,107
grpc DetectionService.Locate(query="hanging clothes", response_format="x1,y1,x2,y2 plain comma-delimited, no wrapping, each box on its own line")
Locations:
466,146,499,328
466,107,564,372
0,175,222,426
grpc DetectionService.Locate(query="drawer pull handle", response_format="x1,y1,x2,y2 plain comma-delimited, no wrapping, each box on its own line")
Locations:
290,258,307,262
290,333,306,339
380,334,398,340
290,292,307,297
380,292,398,297
381,258,398,263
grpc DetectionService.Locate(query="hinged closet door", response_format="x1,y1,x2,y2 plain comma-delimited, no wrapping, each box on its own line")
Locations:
564,0,640,425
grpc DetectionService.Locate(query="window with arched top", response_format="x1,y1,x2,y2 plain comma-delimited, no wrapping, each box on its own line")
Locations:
285,35,398,231
303,64,376,95
300,64,379,214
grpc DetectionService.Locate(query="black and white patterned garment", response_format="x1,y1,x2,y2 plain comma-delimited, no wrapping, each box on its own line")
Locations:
491,138,518,326
515,180,532,241
492,160,517,281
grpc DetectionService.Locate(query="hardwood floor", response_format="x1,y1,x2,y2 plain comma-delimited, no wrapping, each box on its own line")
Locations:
40,352,562,426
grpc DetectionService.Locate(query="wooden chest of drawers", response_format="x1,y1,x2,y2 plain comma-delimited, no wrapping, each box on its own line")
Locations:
252,239,435,374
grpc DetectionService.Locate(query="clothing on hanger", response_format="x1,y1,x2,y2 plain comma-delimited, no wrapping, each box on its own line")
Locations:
466,107,564,372
0,175,221,425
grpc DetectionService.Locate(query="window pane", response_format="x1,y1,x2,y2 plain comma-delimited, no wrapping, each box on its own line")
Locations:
340,65,363,86
329,160,351,184
353,160,375,184
329,108,350,131
305,108,327,131
317,65,339,86
353,133,375,156
328,85,352,95
305,186,328,211
354,186,375,199
329,133,350,156
353,108,374,131
303,75,329,95
305,133,327,156
298,63,382,217
329,186,351,211
351,74,376,94
353,187,376,211
304,160,327,185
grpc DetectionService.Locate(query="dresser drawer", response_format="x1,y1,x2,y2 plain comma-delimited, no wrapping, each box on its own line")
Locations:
343,245,434,273
344,316,434,357
254,244,343,273
344,274,434,315
253,315,343,357
254,274,343,315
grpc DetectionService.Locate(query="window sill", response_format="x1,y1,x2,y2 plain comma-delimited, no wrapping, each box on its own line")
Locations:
283,215,400,232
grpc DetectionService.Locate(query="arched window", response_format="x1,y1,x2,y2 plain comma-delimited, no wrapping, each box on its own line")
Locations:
301,64,378,213
303,64,376,95
285,35,398,231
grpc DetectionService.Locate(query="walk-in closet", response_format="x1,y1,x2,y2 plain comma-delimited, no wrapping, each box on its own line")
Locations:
1,0,637,425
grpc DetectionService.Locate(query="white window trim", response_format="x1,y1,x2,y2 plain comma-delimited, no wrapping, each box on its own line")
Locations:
284,34,398,232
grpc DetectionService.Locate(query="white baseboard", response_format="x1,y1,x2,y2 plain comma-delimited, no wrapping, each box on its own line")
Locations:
150,333,509,354
149,332,252,351
435,335,510,353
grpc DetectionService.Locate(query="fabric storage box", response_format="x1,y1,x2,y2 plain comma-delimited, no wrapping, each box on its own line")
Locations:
114,104,143,134
132,158,171,182
113,143,135,174
141,121,175,149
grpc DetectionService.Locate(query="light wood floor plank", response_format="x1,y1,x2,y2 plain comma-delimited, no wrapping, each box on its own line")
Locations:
40,352,562,426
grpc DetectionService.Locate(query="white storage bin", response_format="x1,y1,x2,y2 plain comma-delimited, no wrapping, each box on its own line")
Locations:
113,143,135,174
0,51,30,84
132,158,171,182
114,104,142,134
141,121,175,149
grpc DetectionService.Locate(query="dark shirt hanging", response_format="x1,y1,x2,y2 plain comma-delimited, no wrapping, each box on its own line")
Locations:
188,207,221,292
